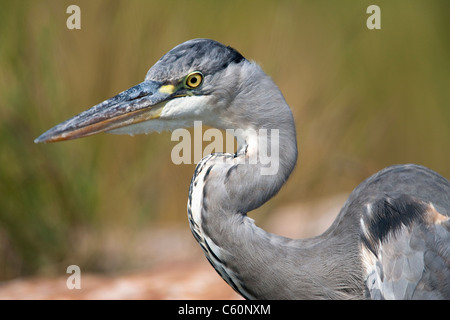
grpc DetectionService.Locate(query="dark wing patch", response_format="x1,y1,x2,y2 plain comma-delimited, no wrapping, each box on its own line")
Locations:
361,194,450,299
361,194,427,256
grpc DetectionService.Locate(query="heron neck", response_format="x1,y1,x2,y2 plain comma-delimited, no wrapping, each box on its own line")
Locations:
187,91,364,298
187,96,302,298
188,148,362,299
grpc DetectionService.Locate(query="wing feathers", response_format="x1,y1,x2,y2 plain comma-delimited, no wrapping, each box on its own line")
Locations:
361,194,449,299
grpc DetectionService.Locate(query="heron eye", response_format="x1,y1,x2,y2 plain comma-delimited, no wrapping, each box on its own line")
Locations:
184,72,203,89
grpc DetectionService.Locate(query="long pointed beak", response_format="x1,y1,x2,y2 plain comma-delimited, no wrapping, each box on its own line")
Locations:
34,80,173,143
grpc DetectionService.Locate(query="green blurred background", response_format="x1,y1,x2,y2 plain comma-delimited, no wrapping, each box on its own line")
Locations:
0,0,449,281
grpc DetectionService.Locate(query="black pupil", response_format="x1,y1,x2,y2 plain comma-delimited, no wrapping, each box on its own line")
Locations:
191,77,197,84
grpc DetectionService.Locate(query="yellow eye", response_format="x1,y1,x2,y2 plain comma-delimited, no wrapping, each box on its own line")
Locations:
184,72,203,89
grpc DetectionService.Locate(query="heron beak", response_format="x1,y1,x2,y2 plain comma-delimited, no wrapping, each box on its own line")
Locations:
34,80,176,143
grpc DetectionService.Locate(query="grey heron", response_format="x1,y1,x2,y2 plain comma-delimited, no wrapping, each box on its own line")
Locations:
35,39,449,299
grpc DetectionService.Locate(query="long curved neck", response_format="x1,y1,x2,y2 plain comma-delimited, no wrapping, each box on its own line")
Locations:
187,123,298,299
187,141,362,299
187,80,304,298
187,64,363,299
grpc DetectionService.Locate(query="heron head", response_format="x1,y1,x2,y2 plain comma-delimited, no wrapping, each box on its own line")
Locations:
34,39,250,143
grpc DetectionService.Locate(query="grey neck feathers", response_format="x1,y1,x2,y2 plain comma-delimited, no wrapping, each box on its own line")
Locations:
187,62,362,299
187,69,303,298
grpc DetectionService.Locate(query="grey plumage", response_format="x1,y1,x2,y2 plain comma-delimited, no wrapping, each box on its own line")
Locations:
347,165,449,299
35,39,450,299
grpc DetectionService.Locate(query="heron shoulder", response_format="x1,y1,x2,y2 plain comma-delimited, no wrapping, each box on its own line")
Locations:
329,164,450,299
359,192,449,299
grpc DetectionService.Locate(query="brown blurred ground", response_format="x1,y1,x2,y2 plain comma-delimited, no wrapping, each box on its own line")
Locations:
0,262,241,300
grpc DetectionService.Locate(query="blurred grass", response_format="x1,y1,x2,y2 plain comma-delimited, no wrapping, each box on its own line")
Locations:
0,0,449,280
